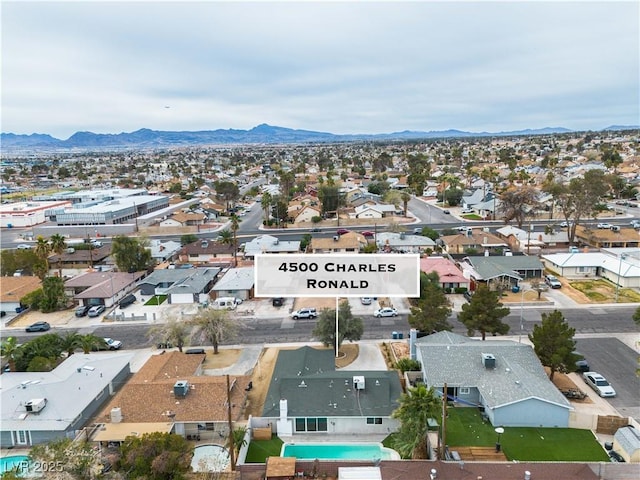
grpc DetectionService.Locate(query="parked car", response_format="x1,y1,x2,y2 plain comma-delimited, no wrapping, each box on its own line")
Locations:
460,208,474,214
75,305,90,317
310,227,321,232
374,307,398,318
25,321,50,332
360,297,373,305
442,209,450,214
463,290,474,302
272,297,285,307
573,351,590,372
103,338,122,350
544,274,562,289
583,371,616,397
336,228,350,235
16,244,32,250
597,222,612,229
87,305,106,317
412,227,423,235
361,231,374,238
291,308,318,320
118,294,136,309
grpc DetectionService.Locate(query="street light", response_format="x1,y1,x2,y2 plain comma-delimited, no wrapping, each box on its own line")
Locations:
519,286,526,343
495,427,504,452
614,253,628,303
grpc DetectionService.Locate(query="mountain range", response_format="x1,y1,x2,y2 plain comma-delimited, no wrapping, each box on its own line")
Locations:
1,124,637,151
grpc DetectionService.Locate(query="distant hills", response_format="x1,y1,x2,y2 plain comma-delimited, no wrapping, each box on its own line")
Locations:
1,124,637,151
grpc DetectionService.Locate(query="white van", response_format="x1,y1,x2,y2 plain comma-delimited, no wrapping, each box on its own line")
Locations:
212,297,242,310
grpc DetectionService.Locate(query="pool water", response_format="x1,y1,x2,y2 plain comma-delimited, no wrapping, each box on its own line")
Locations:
281,442,399,461
0,455,30,474
191,444,230,472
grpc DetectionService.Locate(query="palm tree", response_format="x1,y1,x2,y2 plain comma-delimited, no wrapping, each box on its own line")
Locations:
59,331,83,356
49,234,67,278
0,336,22,372
391,384,441,459
34,236,51,270
189,308,239,354
261,192,272,225
230,214,240,266
79,334,105,354
400,191,412,217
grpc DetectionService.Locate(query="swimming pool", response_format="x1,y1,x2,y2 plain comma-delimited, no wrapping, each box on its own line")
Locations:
281,442,400,461
191,444,230,472
0,455,30,474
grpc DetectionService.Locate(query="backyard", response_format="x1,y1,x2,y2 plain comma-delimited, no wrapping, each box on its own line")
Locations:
445,407,609,462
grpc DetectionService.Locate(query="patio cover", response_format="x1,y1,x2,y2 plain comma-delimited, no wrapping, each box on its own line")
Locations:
93,422,174,442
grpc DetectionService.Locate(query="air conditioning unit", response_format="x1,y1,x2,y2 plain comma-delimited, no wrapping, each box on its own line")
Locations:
25,398,47,413
481,353,496,369
174,380,190,397
353,376,365,390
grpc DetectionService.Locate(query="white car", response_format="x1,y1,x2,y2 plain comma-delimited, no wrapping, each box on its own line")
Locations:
360,297,373,305
544,274,562,289
291,308,317,320
597,223,612,229
16,244,32,250
582,372,616,397
374,307,398,318
103,338,123,350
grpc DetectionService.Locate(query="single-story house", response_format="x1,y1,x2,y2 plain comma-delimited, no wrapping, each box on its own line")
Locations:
159,212,207,227
440,230,508,255
540,248,639,288
376,232,436,253
210,267,255,301
419,257,469,291
0,351,134,447
138,267,221,304
47,245,112,274
180,239,235,265
415,332,571,427
148,239,182,263
66,271,145,308
261,346,402,436
458,255,544,290
93,351,250,442
0,276,41,317
309,232,367,254
290,205,322,224
243,235,300,259
573,225,640,249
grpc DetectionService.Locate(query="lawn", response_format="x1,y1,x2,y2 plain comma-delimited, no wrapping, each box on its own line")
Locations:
244,436,284,463
569,279,640,303
445,407,609,462
144,295,167,306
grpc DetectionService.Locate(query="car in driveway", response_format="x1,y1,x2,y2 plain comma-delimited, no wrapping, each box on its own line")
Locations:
544,274,562,289
360,297,374,305
291,308,318,320
75,305,90,317
374,307,398,318
573,352,590,372
87,305,106,317
25,321,50,332
583,371,616,397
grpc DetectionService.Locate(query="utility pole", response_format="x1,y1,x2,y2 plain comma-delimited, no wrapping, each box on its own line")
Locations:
440,382,448,460
226,374,236,470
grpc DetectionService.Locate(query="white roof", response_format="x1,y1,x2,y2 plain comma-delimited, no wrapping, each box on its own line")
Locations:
338,467,382,480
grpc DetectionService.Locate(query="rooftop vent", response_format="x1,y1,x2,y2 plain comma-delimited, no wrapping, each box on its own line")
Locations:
333,236,339,241
110,407,122,423
174,380,190,397
353,375,365,390
481,353,496,369
25,398,47,413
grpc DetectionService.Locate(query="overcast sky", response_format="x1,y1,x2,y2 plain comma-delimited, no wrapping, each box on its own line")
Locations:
2,1,638,139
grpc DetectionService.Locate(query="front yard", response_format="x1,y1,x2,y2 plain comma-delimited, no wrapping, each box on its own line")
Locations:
445,407,609,462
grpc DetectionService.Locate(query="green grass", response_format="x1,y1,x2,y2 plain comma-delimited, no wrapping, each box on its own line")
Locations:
144,295,167,306
445,407,609,462
244,437,284,463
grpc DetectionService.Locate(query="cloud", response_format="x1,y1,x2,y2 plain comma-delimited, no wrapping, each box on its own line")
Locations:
2,1,638,138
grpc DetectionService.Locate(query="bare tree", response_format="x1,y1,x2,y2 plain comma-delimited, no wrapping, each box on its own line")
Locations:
189,309,240,354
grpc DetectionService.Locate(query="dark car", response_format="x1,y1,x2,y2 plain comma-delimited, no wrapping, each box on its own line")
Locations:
463,290,474,302
25,321,50,332
75,305,90,317
361,231,374,238
272,297,285,307
311,227,321,232
573,352,590,372
118,294,136,309
443,209,451,214
336,228,350,235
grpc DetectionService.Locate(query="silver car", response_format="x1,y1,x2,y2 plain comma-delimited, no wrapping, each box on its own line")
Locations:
374,307,398,318
583,372,616,397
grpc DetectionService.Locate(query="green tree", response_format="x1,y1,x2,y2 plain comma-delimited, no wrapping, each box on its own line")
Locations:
633,306,640,326
49,233,67,278
230,214,240,266
391,384,441,459
14,334,64,371
40,276,67,312
79,334,105,354
148,317,191,353
312,301,363,354
0,336,22,372
59,330,83,357
409,272,452,333
34,236,51,264
261,191,272,224
111,235,152,272
299,233,312,252
30,438,101,479
419,227,440,241
214,180,240,213
457,284,510,340
180,234,198,246
118,432,192,480
529,310,578,381
20,288,44,310
401,191,412,217
190,309,239,354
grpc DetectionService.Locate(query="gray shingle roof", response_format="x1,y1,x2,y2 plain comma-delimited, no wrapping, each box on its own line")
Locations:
416,332,570,410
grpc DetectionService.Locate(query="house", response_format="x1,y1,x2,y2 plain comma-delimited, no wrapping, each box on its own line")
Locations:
309,232,367,253
159,211,207,227
573,225,639,249
376,232,436,253
210,267,254,301
138,268,221,304
47,245,112,275
440,229,508,255
180,239,235,266
419,257,469,291
243,235,300,259
495,225,546,254
0,276,41,317
458,255,544,290
415,332,571,427
290,205,322,224
65,271,145,308
93,351,250,443
0,351,134,447
148,239,182,263
540,248,639,287
261,346,402,436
